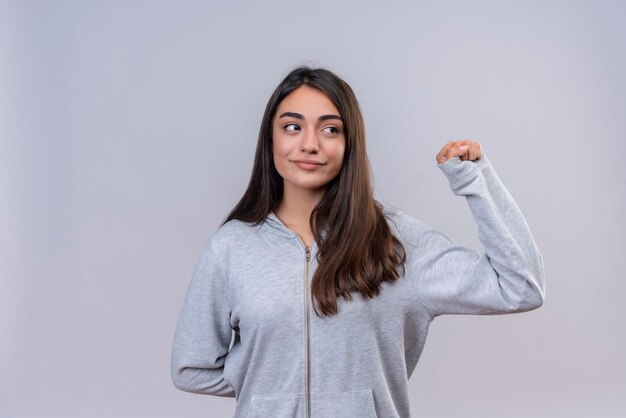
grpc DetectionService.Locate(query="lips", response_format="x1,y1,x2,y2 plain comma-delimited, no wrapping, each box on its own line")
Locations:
292,159,325,170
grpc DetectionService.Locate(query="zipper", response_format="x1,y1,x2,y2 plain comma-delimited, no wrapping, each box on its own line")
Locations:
304,244,311,418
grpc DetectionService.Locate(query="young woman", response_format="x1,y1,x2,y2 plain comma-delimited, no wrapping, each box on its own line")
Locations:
171,66,545,418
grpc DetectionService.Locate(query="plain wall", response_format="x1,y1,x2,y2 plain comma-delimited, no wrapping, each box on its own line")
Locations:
1,0,625,417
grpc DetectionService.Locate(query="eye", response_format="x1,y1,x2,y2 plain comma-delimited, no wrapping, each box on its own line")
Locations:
322,126,340,134
284,123,300,131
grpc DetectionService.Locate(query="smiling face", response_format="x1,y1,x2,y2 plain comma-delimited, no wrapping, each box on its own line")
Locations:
272,85,346,195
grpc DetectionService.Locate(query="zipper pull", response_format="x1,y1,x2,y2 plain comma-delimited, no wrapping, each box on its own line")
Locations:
305,246,311,262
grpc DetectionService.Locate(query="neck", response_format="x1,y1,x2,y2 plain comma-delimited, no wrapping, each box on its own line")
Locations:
274,183,326,230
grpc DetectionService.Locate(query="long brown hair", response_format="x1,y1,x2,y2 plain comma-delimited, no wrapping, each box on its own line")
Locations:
223,65,406,316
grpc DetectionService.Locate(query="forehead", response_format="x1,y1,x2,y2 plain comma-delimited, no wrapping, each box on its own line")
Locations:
275,85,339,116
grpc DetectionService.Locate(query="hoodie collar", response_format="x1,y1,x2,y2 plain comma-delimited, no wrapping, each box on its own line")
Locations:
264,211,297,238
263,211,324,251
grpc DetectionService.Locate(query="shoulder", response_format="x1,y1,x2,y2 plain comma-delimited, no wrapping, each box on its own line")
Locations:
204,218,263,257
381,204,437,247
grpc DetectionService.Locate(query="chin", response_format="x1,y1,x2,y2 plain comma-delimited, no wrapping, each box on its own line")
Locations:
286,179,332,191
298,183,330,191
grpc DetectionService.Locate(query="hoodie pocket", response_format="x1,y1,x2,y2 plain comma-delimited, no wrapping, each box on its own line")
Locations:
246,393,305,418
313,389,378,418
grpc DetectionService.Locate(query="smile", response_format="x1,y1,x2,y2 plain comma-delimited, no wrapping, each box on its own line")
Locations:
292,159,325,170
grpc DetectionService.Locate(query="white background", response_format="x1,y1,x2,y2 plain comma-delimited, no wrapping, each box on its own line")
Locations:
1,0,625,417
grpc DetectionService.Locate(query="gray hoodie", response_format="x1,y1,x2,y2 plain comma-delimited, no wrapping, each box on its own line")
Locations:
170,154,545,418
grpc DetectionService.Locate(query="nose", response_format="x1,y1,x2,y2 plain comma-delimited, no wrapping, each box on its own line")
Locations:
300,129,320,154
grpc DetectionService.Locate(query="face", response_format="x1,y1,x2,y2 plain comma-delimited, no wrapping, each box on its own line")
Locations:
272,85,346,194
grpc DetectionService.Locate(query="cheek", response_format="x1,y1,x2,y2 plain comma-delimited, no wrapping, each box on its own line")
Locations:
324,141,345,179
272,126,290,154
272,135,289,175
330,139,346,164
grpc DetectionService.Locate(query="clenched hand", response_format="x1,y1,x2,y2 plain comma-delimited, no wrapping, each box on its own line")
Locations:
436,140,483,164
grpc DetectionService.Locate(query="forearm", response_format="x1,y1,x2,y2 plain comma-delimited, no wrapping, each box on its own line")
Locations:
438,154,545,312
171,350,235,397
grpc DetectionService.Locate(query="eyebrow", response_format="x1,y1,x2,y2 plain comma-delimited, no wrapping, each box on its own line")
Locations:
278,112,343,122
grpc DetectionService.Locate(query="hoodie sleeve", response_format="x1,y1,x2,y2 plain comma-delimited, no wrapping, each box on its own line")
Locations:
410,153,545,318
170,237,235,397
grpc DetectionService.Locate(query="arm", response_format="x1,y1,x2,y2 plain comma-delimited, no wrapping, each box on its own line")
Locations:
170,237,235,397
413,151,545,317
